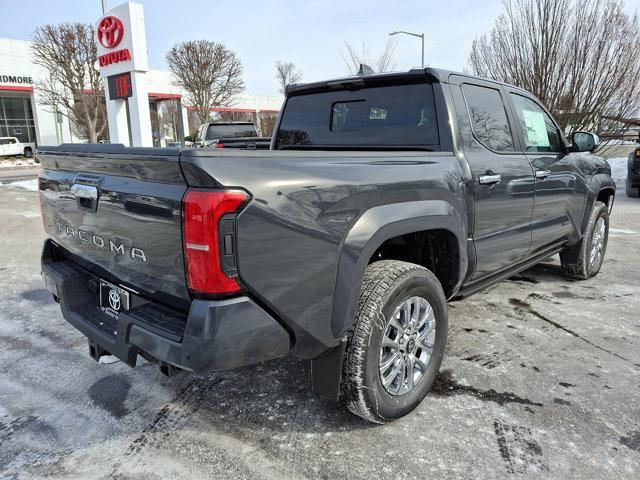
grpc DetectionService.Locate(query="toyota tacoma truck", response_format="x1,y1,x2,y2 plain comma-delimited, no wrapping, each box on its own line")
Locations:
38,68,615,423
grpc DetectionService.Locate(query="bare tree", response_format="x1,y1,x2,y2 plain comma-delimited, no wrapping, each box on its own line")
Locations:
275,61,303,93
31,23,108,142
167,40,244,124
469,0,640,136
215,111,255,123
161,100,181,142
257,111,279,137
341,39,398,75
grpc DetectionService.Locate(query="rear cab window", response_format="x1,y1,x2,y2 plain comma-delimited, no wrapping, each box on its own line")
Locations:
206,124,256,139
276,82,440,150
461,84,514,152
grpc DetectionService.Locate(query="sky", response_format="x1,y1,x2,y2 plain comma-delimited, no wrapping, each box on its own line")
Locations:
2,0,640,97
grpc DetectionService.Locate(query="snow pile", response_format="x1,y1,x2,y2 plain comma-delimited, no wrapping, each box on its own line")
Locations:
0,179,39,191
0,158,38,169
606,157,628,184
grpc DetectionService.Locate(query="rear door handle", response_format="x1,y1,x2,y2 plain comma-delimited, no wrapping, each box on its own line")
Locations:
535,170,551,179
479,174,502,185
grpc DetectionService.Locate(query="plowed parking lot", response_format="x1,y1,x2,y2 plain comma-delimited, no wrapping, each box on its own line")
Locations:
1,173,638,479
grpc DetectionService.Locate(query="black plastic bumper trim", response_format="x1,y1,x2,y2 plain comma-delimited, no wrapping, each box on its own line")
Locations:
41,240,291,372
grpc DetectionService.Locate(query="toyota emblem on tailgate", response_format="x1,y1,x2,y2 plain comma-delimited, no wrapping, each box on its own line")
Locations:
108,289,121,311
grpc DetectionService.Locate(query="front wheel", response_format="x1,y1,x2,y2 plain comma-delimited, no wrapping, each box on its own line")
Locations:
340,260,448,423
560,201,609,279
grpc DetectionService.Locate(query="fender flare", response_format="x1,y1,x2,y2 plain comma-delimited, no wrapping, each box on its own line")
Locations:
580,174,616,235
330,200,467,339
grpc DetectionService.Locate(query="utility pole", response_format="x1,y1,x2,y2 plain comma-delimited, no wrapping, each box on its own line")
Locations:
101,0,107,14
389,31,425,68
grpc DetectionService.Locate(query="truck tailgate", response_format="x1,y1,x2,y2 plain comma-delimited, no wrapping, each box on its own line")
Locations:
38,145,189,302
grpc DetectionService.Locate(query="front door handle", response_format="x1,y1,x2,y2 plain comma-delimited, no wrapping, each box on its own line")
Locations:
535,170,551,179
479,174,502,185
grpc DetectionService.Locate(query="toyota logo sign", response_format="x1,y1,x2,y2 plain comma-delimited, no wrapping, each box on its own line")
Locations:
97,16,124,49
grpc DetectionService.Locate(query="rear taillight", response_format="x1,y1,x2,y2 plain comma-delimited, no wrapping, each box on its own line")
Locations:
182,189,249,295
215,142,224,149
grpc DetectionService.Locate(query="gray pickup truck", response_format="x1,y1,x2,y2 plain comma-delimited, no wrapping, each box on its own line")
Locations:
38,68,615,423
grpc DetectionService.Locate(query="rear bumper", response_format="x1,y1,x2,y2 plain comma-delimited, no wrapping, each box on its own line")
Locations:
41,240,291,372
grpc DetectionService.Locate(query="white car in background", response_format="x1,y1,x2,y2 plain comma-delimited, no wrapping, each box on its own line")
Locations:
0,137,35,158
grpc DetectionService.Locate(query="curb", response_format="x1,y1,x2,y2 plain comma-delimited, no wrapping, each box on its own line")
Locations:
0,165,42,172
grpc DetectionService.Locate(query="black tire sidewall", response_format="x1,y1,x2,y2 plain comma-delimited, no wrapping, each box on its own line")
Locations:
585,203,609,277
362,271,447,421
627,177,639,198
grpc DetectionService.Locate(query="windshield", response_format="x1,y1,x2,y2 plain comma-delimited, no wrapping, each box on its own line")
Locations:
275,82,440,150
206,124,257,139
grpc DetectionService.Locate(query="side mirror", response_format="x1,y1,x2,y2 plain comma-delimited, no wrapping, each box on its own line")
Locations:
572,131,600,153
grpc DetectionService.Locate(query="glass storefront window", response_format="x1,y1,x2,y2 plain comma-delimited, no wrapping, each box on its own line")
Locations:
3,97,28,120
8,123,29,143
0,96,36,144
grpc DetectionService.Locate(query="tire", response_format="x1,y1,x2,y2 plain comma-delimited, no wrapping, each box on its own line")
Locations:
560,201,609,279
626,177,639,198
23,147,33,158
340,260,448,423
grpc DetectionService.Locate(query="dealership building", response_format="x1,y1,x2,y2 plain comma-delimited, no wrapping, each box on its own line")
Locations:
0,37,283,147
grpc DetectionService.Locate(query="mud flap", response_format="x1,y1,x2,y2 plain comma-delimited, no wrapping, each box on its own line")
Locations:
310,337,347,402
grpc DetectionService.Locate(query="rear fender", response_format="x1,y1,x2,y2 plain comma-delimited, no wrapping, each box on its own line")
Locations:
331,200,467,339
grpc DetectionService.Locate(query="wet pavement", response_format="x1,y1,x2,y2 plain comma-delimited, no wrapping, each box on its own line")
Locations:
0,181,638,479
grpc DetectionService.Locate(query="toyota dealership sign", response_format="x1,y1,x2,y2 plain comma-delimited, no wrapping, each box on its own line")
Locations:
96,2,152,147
95,2,148,77
97,16,132,67
97,16,124,49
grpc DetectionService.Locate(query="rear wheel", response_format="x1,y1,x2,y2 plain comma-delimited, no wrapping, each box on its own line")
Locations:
340,260,448,423
560,201,609,279
626,177,639,198
23,147,33,158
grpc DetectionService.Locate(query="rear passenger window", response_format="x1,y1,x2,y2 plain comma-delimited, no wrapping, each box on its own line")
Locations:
510,94,563,153
462,84,514,152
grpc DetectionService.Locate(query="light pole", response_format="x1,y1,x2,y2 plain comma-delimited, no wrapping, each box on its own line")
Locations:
389,31,425,68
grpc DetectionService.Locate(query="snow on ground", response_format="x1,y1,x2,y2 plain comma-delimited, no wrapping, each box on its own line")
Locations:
0,179,39,191
0,158,38,169
606,157,628,184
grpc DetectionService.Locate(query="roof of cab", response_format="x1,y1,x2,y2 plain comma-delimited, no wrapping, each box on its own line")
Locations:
285,66,527,96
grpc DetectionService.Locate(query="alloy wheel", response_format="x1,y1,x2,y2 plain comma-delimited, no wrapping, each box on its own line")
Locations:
379,296,436,396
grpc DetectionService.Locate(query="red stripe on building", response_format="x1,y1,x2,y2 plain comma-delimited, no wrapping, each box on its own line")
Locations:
0,85,34,92
148,92,181,100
